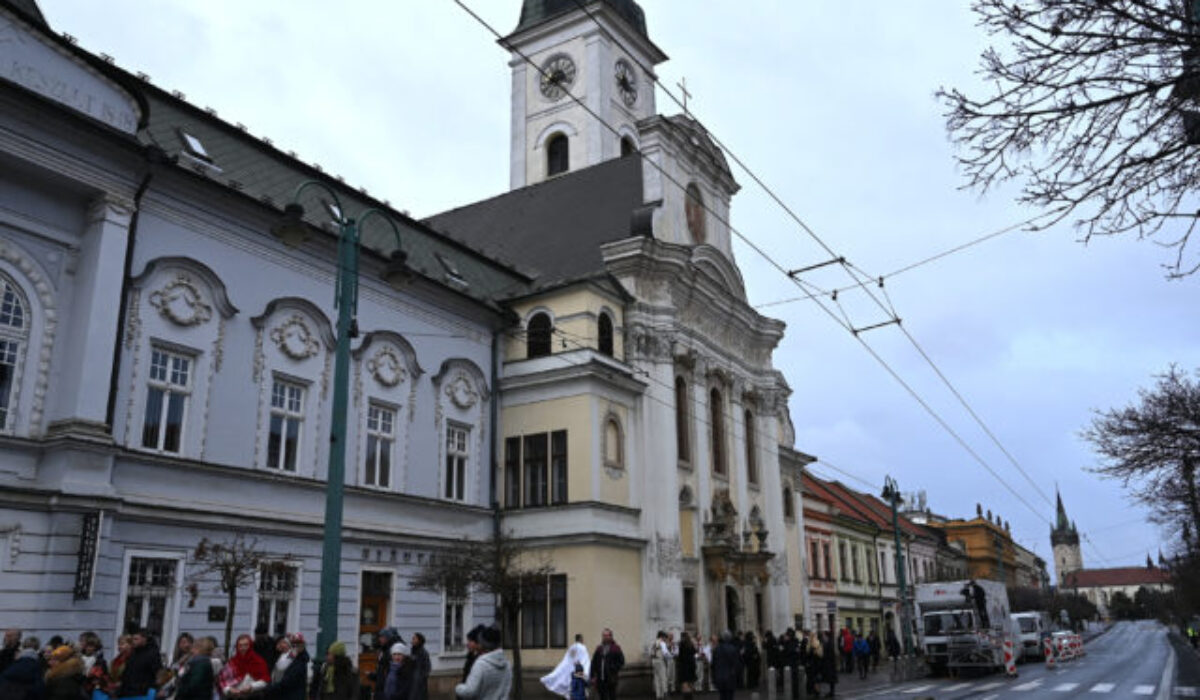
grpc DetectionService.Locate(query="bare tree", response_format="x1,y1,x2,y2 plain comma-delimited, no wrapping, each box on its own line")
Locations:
938,0,1200,276
1081,365,1200,541
409,530,554,700
189,534,271,655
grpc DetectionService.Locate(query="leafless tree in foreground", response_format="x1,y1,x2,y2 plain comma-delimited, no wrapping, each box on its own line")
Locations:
938,0,1200,276
189,534,272,655
409,530,554,699
1082,365,1200,543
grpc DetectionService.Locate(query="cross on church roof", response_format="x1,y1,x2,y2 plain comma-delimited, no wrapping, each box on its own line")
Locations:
677,77,693,115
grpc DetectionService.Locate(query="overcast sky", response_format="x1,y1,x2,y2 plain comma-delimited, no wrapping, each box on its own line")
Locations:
36,0,1200,576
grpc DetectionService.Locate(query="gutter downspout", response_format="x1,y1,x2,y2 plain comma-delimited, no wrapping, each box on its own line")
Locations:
105,150,161,429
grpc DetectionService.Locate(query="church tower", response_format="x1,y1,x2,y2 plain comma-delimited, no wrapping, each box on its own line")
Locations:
503,0,667,188
1051,490,1083,584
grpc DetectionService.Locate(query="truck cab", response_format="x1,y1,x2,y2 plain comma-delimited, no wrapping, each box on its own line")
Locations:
1010,611,1051,661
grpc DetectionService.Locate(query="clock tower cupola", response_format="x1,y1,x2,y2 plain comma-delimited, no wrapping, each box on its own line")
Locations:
503,0,667,189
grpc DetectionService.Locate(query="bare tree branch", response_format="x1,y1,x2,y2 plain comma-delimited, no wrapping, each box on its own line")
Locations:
939,0,1200,276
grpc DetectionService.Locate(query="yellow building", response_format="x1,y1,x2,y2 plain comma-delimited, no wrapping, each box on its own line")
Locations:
424,0,802,676
923,505,1018,587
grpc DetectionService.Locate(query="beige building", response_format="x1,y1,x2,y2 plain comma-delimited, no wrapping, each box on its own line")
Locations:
424,0,803,674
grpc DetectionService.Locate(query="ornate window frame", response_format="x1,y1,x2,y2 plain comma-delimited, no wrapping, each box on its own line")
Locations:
0,240,57,437
432,359,489,504
353,331,421,491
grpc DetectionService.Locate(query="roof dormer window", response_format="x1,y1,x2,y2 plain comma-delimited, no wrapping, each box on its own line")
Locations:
179,129,211,162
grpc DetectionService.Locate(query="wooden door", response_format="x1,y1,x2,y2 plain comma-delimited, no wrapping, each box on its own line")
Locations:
359,571,393,691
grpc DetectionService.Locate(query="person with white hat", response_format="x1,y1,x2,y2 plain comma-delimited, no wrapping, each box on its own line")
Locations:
383,641,413,700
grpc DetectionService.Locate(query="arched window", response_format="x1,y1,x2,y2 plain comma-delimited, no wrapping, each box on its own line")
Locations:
744,409,757,485
710,388,725,476
675,377,690,463
0,276,28,432
527,313,552,358
603,416,623,469
547,133,569,176
598,313,614,356
685,183,706,244
620,136,637,157
783,486,795,520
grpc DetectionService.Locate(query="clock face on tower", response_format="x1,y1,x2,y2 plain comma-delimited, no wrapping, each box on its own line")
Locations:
615,59,638,106
539,53,576,101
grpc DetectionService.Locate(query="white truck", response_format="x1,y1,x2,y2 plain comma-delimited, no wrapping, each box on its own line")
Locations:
914,579,1016,675
1010,611,1052,661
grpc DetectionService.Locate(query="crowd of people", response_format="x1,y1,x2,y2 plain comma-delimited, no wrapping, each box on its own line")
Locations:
0,624,468,700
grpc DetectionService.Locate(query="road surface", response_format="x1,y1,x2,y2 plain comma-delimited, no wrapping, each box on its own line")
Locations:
861,620,1191,699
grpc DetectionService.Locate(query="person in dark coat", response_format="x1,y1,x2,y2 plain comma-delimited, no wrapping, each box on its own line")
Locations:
266,633,309,700
176,637,215,700
675,632,697,700
710,632,741,700
117,630,162,699
408,633,430,700
253,626,279,670
885,628,900,660
741,631,761,690
779,629,801,699
819,631,838,698
0,628,20,675
867,630,881,672
382,643,413,700
313,641,358,700
45,645,86,700
371,628,402,700
0,636,43,700
589,628,624,700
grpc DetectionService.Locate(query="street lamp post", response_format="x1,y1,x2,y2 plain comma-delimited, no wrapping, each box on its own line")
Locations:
272,181,409,660
881,476,912,655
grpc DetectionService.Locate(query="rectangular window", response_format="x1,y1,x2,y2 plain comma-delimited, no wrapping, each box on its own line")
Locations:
256,564,297,639
523,434,548,507
517,574,567,650
505,437,520,508
810,542,820,579
444,585,467,652
744,410,757,485
0,339,18,431
839,543,848,582
267,379,304,471
550,430,567,504
122,557,177,641
520,577,548,648
881,552,888,583
822,543,831,580
142,348,191,453
682,585,696,627
365,403,395,488
445,424,469,501
852,547,860,583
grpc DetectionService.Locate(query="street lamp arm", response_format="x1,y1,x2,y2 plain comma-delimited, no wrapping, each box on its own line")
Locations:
357,207,405,252
286,180,348,225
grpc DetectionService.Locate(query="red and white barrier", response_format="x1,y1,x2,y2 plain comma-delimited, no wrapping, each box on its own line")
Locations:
1044,637,1056,669
1004,639,1018,677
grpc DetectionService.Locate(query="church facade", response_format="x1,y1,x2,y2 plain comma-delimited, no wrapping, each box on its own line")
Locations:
427,0,804,669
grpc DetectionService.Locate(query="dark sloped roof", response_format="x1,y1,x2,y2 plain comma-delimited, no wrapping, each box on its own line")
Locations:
424,156,645,289
5,0,47,29
514,0,647,38
1064,566,1171,588
133,91,530,309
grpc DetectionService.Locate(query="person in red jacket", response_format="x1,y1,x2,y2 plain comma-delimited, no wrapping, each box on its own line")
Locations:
839,627,854,675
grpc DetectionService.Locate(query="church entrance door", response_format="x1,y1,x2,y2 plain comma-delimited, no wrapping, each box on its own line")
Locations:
725,586,739,633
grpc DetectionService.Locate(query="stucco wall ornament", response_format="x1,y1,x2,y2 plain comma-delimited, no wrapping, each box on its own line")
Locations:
367,346,407,388
655,533,683,577
768,551,789,582
604,464,625,481
149,276,212,327
271,315,321,360
445,374,479,410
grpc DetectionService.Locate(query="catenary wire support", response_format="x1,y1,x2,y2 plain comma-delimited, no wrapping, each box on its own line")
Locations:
852,317,902,336
786,256,846,277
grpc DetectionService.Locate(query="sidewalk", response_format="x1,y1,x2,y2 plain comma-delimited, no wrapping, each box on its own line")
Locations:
1169,629,1200,694
621,662,916,700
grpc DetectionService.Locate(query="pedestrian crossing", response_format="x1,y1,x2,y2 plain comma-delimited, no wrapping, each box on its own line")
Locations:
891,680,1200,695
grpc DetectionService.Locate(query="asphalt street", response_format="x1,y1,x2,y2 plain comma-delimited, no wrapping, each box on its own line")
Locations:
858,620,1188,699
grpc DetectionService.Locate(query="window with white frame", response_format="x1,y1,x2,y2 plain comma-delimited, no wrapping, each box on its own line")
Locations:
267,379,305,471
256,563,297,638
365,403,395,488
122,557,177,640
445,423,469,501
141,347,192,453
444,583,468,652
0,278,26,432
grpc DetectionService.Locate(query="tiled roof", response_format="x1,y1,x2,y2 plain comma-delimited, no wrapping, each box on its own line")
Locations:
4,2,533,311
1063,567,1171,588
424,156,646,290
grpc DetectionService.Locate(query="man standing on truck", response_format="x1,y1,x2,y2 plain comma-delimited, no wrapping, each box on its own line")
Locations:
961,580,990,628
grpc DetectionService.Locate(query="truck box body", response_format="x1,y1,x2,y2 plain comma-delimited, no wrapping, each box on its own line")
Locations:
914,580,1015,673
